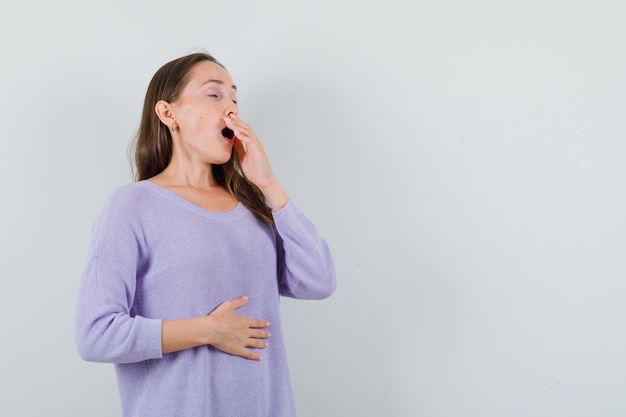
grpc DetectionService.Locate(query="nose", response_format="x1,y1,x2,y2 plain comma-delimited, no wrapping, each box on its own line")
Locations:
225,102,238,118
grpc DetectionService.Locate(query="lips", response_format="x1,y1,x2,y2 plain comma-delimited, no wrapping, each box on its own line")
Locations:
221,127,234,139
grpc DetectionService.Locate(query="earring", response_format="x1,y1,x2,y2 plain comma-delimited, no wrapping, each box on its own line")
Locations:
171,123,177,132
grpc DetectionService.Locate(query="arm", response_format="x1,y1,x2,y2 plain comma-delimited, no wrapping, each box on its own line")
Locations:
225,115,336,299
75,259,270,362
225,114,288,212
75,189,270,363
274,201,337,300
75,259,162,363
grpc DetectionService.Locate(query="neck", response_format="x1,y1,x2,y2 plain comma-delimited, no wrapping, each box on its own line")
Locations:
156,156,220,190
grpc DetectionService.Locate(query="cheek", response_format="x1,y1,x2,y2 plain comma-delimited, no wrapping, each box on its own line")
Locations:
182,111,204,130
177,102,219,130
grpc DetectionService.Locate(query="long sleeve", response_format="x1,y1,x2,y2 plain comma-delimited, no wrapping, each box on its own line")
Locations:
274,201,336,300
74,181,329,416
75,188,162,364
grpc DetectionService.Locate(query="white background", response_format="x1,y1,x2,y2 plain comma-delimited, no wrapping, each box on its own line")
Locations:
1,0,625,416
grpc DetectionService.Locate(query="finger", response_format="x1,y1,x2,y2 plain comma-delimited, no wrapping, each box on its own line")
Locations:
224,117,245,137
248,319,270,329
227,295,249,310
246,339,269,349
225,120,252,151
224,121,242,145
232,347,262,361
225,118,256,144
249,329,271,339
226,113,248,129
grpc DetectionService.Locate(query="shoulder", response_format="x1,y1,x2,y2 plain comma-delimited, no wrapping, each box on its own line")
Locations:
95,181,156,224
103,181,153,211
108,181,151,202
87,183,156,262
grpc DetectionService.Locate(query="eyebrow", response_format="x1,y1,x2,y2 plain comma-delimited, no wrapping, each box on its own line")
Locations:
201,79,237,91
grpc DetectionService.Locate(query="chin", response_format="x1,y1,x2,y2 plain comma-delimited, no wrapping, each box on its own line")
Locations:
211,153,233,166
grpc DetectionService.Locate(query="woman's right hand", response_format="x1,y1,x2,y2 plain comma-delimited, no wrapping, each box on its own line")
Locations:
205,296,271,361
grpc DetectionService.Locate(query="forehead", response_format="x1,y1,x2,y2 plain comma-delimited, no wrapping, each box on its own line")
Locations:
187,60,234,88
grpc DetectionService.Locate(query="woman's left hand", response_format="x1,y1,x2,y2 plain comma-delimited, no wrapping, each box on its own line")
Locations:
225,115,289,210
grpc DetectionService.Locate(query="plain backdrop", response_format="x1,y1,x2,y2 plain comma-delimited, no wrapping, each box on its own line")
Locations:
1,0,625,416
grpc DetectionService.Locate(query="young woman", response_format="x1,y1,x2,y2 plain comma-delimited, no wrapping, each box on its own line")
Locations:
75,52,336,417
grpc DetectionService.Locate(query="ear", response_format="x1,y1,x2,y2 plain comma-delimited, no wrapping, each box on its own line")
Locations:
155,100,176,129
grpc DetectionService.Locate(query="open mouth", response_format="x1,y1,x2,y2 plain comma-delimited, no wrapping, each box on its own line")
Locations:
221,127,235,139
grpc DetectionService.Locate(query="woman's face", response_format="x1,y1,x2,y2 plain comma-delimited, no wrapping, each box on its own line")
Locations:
171,60,239,165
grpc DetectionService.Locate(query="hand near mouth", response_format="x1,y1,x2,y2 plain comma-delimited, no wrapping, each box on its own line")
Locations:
224,116,289,211
224,116,273,188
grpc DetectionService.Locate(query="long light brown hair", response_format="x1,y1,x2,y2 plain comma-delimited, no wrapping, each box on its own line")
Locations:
133,52,273,224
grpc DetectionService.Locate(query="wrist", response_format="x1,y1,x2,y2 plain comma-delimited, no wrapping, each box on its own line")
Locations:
162,316,214,355
261,182,289,212
261,181,289,212
197,315,218,346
